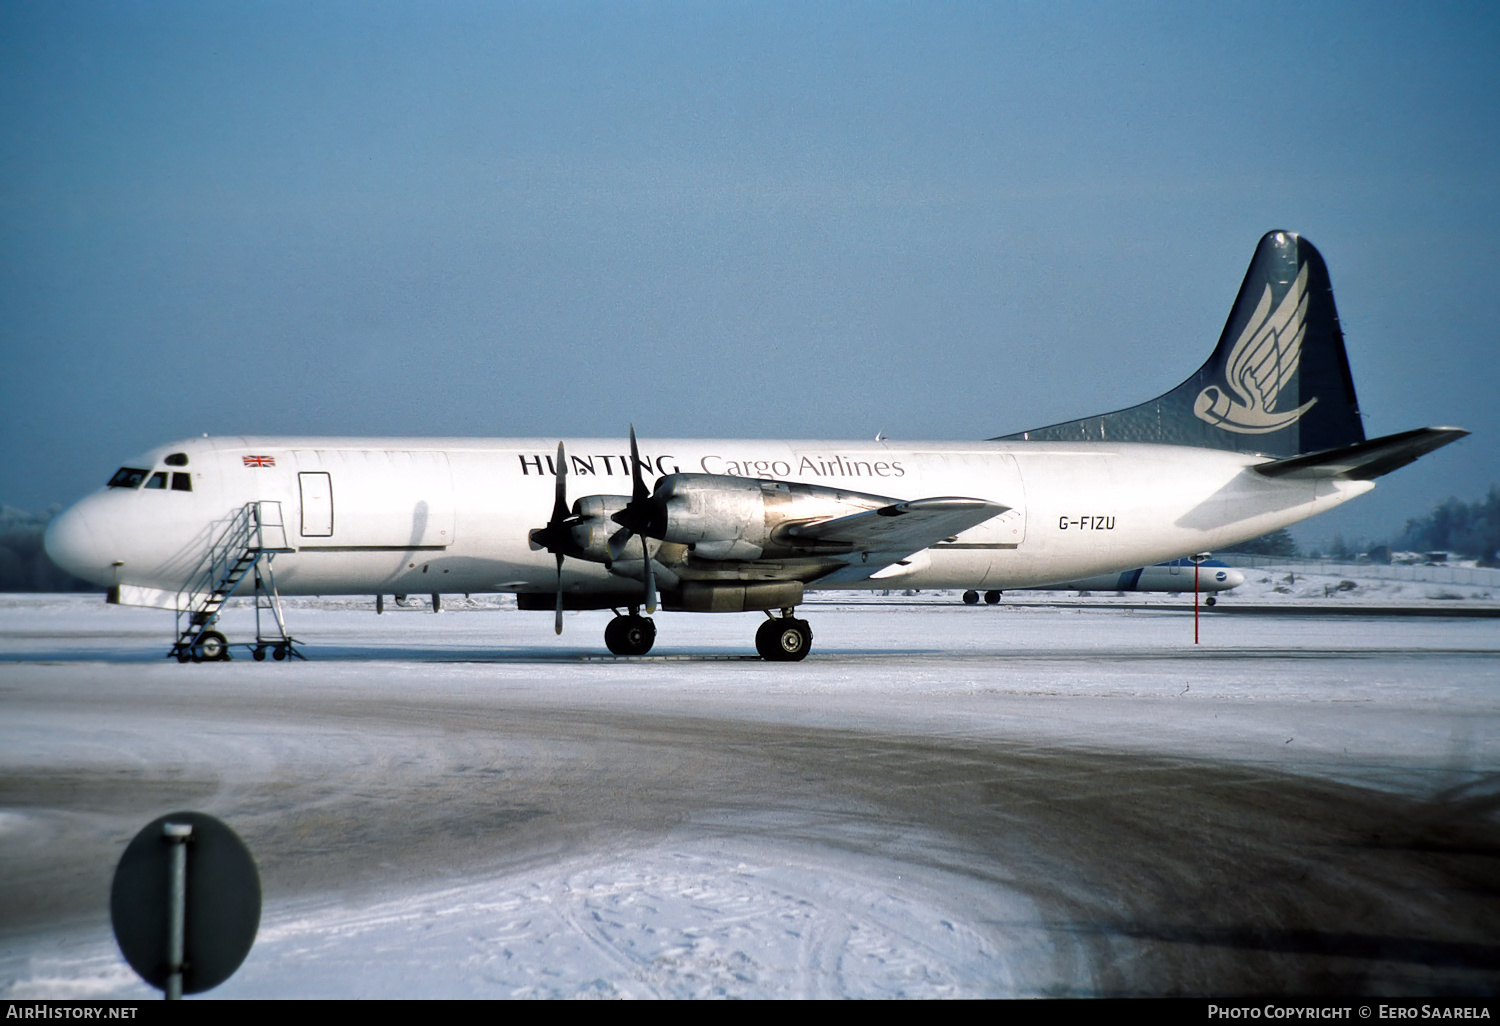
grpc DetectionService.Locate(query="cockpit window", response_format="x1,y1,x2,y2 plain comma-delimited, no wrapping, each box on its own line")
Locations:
164,453,189,466
107,467,150,488
145,471,168,489
171,472,193,492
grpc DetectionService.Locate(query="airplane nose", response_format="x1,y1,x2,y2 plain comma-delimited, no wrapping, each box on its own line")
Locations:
1221,569,1245,588
44,501,113,586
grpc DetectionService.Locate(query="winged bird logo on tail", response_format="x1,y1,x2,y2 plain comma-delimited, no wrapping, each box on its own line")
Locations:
1193,262,1318,434
995,231,1366,459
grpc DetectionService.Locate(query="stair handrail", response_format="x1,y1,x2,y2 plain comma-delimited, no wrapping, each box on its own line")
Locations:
176,504,257,615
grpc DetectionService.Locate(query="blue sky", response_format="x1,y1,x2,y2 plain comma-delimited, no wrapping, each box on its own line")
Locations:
3,1,1496,547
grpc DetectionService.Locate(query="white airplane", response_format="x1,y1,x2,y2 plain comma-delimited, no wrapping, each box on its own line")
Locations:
45,231,1466,661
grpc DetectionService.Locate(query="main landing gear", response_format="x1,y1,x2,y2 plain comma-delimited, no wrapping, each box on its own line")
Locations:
598,607,815,660
962,589,1002,605
755,611,813,662
604,611,657,656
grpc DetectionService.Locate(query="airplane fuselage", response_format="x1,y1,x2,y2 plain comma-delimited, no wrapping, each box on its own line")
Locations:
41,233,1462,661
47,434,1371,603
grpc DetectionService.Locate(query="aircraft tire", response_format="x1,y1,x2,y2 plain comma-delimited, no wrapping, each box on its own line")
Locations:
756,617,812,662
984,590,1002,605
1206,595,1218,606
962,590,979,605
605,615,656,656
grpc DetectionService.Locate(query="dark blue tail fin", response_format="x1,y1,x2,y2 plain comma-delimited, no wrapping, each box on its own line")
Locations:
996,231,1364,457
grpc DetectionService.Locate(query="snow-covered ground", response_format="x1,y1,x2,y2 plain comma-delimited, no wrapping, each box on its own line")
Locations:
1,592,1497,997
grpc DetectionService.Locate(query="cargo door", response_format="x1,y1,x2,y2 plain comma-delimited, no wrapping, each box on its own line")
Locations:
298,472,334,537
291,450,454,548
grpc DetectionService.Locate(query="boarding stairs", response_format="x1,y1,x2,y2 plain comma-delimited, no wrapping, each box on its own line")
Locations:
170,501,302,662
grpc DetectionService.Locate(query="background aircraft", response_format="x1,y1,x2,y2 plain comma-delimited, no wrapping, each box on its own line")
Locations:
968,557,1244,606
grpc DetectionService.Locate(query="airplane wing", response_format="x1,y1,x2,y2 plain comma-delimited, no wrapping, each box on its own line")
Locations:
786,496,1007,548
783,496,1008,583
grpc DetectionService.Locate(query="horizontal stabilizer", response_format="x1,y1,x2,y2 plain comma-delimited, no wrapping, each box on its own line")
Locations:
1250,427,1468,481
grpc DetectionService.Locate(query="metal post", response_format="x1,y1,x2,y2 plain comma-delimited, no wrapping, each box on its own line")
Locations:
1190,552,1210,646
260,556,290,645
1194,560,1200,645
163,821,193,999
253,559,264,643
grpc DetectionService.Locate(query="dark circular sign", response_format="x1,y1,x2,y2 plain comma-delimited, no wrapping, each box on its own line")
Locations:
110,811,261,995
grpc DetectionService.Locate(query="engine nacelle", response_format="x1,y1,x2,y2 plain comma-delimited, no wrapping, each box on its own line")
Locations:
666,580,805,612
654,474,892,560
655,476,767,545
567,494,631,563
561,475,900,566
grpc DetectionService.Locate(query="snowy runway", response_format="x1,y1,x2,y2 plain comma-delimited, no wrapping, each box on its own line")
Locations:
1,595,1497,997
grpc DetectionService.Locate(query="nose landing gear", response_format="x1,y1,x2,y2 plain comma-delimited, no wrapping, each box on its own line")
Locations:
196,630,229,661
177,630,231,662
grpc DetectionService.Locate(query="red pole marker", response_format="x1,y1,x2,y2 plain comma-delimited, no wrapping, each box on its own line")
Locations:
1194,560,1200,644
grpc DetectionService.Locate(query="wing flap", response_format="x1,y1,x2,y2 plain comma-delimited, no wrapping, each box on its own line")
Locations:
1251,426,1468,481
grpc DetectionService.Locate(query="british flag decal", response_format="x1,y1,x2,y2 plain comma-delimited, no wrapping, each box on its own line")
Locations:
242,455,276,467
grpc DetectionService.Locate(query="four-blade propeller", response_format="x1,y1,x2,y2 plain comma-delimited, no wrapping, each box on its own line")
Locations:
530,428,667,627
527,441,573,634
607,426,665,614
